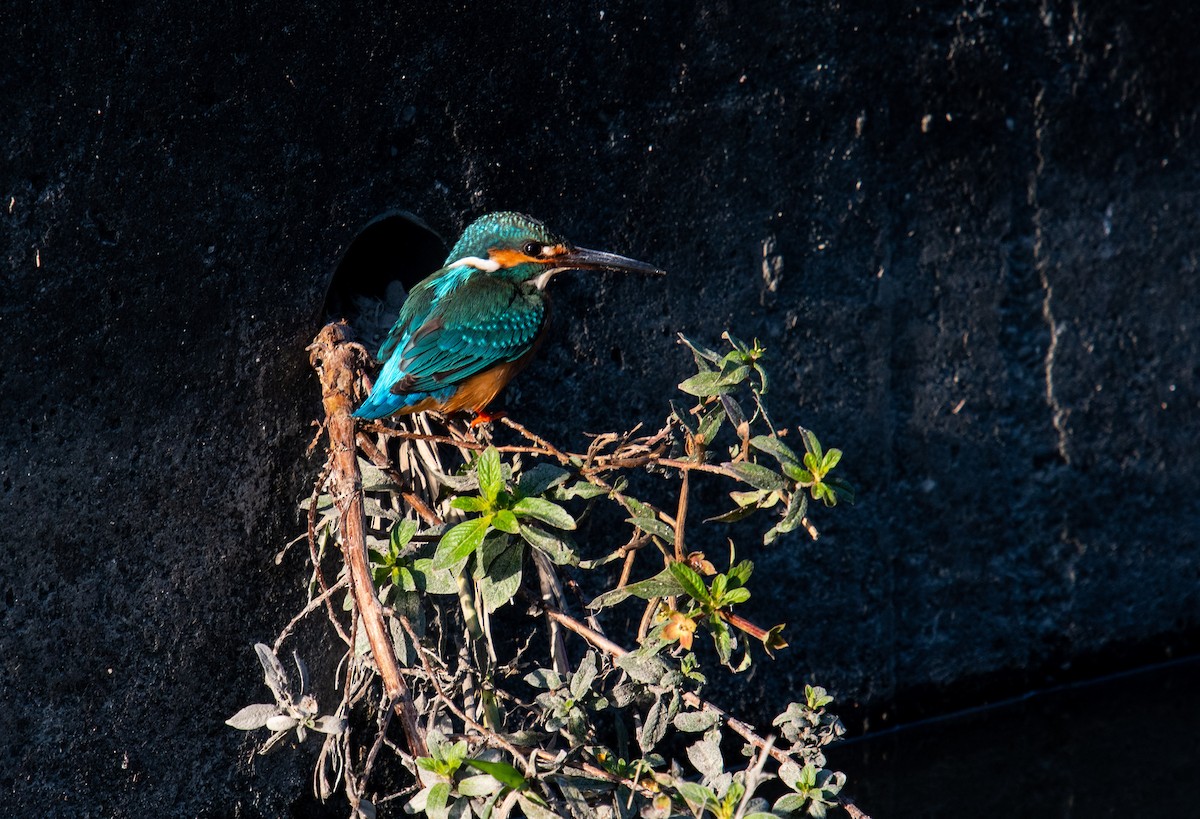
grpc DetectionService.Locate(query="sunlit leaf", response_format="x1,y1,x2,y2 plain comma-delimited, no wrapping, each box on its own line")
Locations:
749,434,802,467
492,509,520,534
627,514,674,542
475,446,503,504
432,516,491,569
669,561,710,603
589,566,685,610
225,703,279,731
512,497,576,530
463,758,528,790
726,461,789,490
679,371,735,397
798,427,823,460
451,495,489,512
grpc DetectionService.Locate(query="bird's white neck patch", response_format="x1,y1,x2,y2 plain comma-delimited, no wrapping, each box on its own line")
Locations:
532,267,567,290
447,255,501,272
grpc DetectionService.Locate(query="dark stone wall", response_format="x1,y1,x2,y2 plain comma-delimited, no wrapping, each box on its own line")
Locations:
3,1,1197,815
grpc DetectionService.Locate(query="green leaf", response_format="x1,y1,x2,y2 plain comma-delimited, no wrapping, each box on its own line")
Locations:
511,496,576,530
812,482,837,507
678,332,723,365
492,509,520,534
669,561,710,603
672,709,720,733
720,394,748,432
569,652,599,700
477,541,522,613
773,793,807,813
697,407,725,445
627,515,675,542
799,427,823,461
517,462,571,496
432,516,491,569
723,330,751,354
726,560,753,586
554,480,609,500
389,519,418,552
679,371,736,397
711,617,732,664
721,587,750,605
409,558,460,594
589,566,685,610
727,461,789,490
457,774,501,797
782,464,815,485
523,668,562,689
822,448,842,471
754,362,770,394
671,399,699,435
640,694,673,751
706,504,759,524
717,362,751,386
803,452,820,474
675,781,717,812
475,446,503,504
451,495,490,513
616,652,670,684
749,434,802,467
463,758,528,791
825,477,856,505
805,684,834,710
777,491,809,535
518,523,580,566
426,782,450,817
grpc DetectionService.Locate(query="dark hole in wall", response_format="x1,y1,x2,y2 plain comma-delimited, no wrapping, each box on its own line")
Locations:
323,211,447,352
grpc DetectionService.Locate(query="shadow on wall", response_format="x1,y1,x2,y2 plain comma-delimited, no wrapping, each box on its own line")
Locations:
323,211,447,351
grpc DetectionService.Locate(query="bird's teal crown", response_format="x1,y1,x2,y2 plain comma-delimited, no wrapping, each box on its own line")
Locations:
445,212,569,283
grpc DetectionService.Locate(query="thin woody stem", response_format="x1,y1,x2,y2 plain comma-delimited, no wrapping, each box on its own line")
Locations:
674,469,689,561
309,321,427,759
306,460,352,647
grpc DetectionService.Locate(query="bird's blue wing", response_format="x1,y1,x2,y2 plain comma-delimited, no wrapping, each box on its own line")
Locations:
354,276,544,419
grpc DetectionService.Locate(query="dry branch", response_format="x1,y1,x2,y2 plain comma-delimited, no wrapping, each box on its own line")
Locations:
309,321,428,759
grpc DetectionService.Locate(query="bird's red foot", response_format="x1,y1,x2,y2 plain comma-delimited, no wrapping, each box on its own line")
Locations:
469,408,507,427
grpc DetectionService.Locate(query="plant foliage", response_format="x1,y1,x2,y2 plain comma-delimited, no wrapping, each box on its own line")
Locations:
229,331,864,818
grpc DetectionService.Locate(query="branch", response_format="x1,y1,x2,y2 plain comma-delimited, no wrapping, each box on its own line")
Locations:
309,321,428,759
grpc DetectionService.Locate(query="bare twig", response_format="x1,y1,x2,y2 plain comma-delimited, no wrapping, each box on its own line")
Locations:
673,469,690,561
305,460,352,647
309,321,427,759
273,574,349,653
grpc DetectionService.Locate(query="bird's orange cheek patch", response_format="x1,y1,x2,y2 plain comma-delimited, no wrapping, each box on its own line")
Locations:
489,249,540,268
488,245,567,268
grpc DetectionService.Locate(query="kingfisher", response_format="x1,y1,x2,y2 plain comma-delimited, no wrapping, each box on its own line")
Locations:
353,212,665,423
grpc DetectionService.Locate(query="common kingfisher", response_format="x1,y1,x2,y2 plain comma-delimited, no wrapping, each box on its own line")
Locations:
353,212,664,422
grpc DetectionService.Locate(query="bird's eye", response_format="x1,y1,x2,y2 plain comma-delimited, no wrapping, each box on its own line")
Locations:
522,241,542,257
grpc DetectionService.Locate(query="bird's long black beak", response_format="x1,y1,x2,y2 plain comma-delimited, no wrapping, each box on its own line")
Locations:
559,246,666,277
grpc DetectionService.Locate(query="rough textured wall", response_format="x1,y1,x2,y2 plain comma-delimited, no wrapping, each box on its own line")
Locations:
2,1,1197,815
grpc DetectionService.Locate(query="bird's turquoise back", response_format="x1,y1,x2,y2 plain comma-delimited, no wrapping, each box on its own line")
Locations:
352,258,546,420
